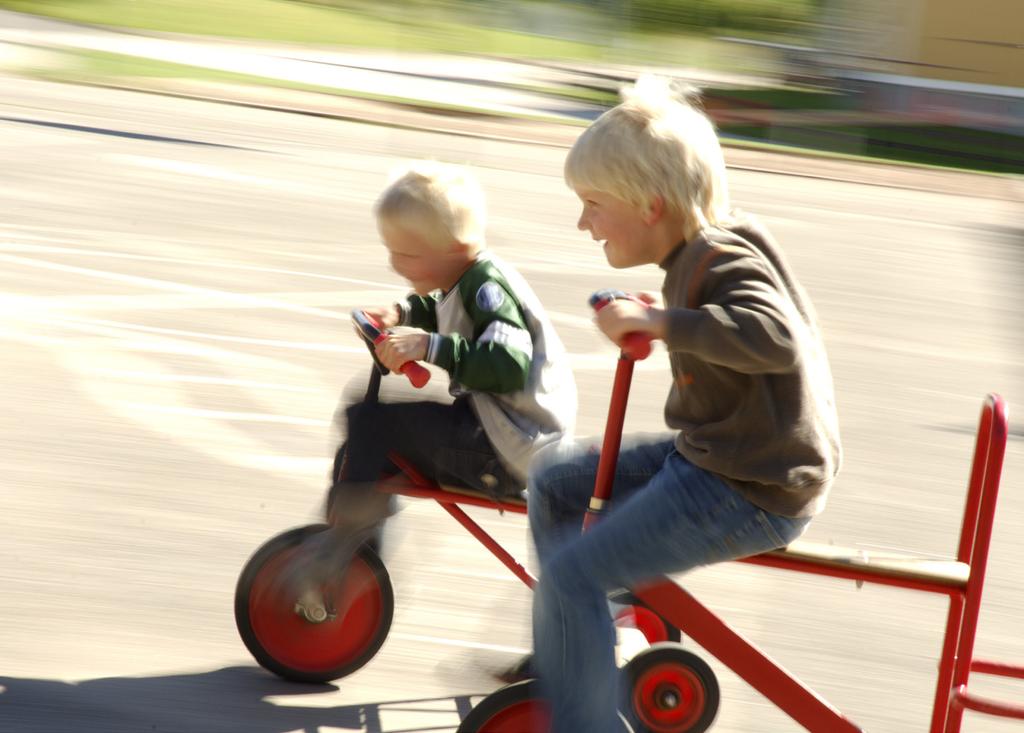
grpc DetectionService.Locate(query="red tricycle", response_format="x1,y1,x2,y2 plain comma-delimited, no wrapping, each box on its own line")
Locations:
233,297,681,686
458,320,1022,730
235,295,1022,732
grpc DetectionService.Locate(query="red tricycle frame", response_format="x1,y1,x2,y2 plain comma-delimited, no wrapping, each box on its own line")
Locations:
634,390,1021,732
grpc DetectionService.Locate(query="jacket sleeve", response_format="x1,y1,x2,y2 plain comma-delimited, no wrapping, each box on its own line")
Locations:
425,281,532,393
663,252,800,374
397,293,440,332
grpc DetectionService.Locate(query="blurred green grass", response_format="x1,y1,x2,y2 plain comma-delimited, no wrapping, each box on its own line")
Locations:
24,46,595,123
0,0,594,57
0,0,781,70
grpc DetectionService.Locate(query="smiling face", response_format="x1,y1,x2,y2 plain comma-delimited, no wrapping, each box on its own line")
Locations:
565,82,729,270
574,188,660,269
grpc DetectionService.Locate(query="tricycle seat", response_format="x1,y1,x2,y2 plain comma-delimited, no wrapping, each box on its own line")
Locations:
759,540,970,590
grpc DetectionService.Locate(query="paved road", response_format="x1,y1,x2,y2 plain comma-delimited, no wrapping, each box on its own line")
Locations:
1,76,1022,732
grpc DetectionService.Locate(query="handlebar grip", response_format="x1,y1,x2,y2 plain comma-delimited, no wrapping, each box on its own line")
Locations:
353,310,432,388
589,290,653,361
398,361,431,388
371,332,431,388
620,332,652,361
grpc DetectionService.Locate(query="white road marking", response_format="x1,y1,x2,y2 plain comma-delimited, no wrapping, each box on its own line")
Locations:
107,154,342,199
431,568,522,583
0,250,394,319
390,632,528,655
0,323,329,364
243,455,329,475
45,314,362,352
41,339,340,480
2,239,389,285
1,290,403,312
83,369,320,393
121,402,331,427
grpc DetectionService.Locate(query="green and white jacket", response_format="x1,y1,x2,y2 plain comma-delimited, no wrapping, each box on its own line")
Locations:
396,252,577,480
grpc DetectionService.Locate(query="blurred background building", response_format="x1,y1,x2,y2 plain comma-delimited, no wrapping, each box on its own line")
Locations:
817,0,1023,135
821,0,1022,87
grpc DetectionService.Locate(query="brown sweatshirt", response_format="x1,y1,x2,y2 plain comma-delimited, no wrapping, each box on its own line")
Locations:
660,215,841,518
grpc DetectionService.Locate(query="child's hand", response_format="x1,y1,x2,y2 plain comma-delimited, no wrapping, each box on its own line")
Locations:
595,298,667,344
375,328,429,372
360,304,401,330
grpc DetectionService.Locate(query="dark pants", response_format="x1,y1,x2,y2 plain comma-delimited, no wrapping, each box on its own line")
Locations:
326,397,522,547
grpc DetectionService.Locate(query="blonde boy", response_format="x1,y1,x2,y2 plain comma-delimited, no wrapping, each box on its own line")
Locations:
526,78,841,731
293,161,576,621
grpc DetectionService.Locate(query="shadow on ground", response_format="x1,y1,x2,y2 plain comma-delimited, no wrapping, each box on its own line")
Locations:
0,666,476,732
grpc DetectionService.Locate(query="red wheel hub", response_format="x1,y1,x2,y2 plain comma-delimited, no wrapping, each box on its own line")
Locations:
633,662,705,732
248,547,385,673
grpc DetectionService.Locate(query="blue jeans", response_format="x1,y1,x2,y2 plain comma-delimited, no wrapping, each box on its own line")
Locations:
529,435,810,733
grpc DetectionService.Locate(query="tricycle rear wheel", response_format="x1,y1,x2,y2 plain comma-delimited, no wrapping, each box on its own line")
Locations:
623,643,720,733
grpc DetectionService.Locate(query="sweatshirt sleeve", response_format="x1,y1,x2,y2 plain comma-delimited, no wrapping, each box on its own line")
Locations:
397,293,440,331
425,280,532,393
663,251,799,374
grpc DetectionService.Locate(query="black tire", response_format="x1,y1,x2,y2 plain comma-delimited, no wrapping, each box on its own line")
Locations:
459,679,634,732
622,643,720,733
234,523,394,683
458,679,549,733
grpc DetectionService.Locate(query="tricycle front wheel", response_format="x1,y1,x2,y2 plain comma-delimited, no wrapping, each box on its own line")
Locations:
234,523,394,683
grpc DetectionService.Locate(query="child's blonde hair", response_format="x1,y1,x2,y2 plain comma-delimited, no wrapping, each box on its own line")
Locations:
374,161,487,250
565,76,730,230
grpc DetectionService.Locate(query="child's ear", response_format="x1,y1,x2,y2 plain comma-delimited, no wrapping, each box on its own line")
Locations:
643,196,665,225
452,240,477,258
